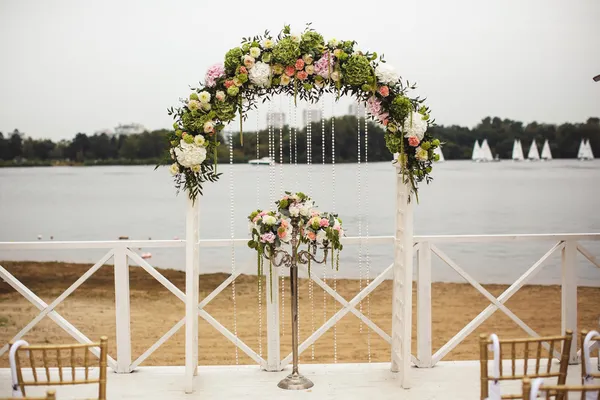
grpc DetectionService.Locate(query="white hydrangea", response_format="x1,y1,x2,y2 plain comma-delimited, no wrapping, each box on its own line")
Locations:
403,111,428,141
289,204,301,217
174,141,207,168
375,63,400,85
299,200,314,217
249,61,272,88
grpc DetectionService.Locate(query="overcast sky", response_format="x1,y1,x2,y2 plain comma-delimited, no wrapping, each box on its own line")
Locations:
1,0,599,140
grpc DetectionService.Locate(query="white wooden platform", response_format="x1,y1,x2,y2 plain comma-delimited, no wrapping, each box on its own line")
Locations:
0,360,588,400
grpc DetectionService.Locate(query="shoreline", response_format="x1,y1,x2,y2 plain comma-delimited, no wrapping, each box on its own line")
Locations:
1,261,598,367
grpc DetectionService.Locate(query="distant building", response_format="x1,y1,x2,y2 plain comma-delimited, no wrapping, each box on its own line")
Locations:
302,109,322,127
114,123,146,136
266,112,286,128
348,103,366,116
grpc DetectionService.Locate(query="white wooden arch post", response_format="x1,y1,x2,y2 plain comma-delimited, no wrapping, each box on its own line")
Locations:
185,197,200,393
391,160,414,388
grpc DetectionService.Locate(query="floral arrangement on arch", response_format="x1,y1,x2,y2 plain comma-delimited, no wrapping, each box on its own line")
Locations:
247,192,344,297
166,24,441,202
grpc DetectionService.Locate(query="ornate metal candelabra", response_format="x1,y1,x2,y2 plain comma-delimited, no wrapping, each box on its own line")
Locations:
270,222,329,390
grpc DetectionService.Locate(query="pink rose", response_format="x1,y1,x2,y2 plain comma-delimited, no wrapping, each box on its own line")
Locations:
280,219,289,228
319,218,329,227
296,71,308,81
239,66,248,74
408,136,420,147
378,86,389,97
252,216,260,223
307,231,316,241
224,80,234,88
260,232,276,243
295,59,305,71
285,66,295,77
277,227,287,239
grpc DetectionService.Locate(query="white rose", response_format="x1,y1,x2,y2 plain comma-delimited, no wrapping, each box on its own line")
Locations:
330,71,341,82
191,165,201,173
316,230,327,244
169,163,179,175
248,61,272,88
375,63,400,85
300,202,313,217
262,215,277,225
198,91,211,104
170,148,176,160
328,38,339,47
194,135,206,146
290,32,301,43
174,142,207,168
249,46,261,58
261,38,274,49
204,121,215,134
403,111,428,141
215,90,226,102
289,205,300,217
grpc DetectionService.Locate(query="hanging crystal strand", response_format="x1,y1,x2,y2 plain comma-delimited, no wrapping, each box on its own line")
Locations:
331,97,337,364
256,111,263,359
305,108,315,361
321,97,327,342
294,102,298,188
279,95,284,196
357,101,363,335
364,104,371,363
229,130,239,365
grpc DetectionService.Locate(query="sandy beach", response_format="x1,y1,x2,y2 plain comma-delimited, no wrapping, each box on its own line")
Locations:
0,261,598,367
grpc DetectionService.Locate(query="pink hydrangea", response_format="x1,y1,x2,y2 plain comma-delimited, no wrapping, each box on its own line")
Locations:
313,51,334,78
260,232,276,243
205,63,225,87
367,96,389,124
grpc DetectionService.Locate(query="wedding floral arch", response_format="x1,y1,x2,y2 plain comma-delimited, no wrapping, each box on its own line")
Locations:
166,24,441,201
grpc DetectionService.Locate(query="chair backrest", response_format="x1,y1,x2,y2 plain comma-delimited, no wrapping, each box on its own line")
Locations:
522,377,600,400
9,337,108,400
480,331,573,399
582,330,600,384
0,389,56,399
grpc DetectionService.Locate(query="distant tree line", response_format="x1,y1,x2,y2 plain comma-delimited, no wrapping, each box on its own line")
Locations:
0,116,598,166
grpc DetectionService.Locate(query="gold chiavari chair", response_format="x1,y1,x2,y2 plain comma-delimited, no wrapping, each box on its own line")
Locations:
480,331,573,399
581,330,600,385
9,337,108,400
0,389,56,400
522,377,600,400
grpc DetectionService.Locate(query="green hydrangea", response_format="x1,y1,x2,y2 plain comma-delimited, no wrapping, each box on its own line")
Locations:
227,86,239,97
390,95,413,123
189,93,199,101
225,47,243,74
213,100,236,121
341,55,372,86
300,31,324,55
271,37,300,66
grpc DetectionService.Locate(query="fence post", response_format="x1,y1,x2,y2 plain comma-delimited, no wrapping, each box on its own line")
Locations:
113,246,132,373
265,267,281,371
417,241,432,368
391,160,414,389
561,239,578,363
185,197,200,393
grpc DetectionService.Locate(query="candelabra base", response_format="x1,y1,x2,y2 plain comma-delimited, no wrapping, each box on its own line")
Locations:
277,372,314,390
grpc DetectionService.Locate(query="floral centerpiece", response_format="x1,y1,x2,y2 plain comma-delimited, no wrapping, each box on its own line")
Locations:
247,192,344,300
166,24,441,202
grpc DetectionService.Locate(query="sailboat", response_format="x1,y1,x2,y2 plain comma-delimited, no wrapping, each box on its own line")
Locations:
579,139,594,160
434,145,445,162
480,139,494,162
527,141,540,161
472,140,482,162
540,140,552,161
512,139,525,161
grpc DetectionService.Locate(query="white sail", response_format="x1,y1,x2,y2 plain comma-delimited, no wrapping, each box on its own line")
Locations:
577,138,586,159
480,139,494,161
527,141,540,160
472,140,481,161
512,139,524,161
541,139,552,160
582,139,594,160
434,145,445,162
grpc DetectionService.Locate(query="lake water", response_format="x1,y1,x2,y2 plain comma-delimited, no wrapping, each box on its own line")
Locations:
1,160,599,285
